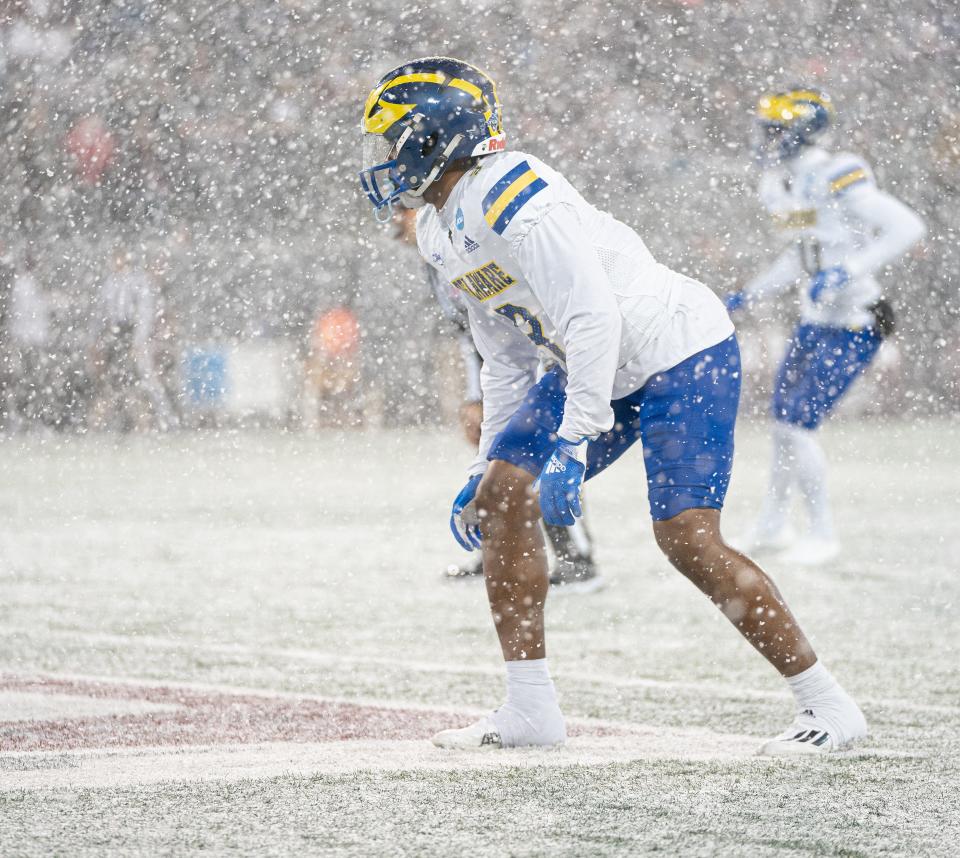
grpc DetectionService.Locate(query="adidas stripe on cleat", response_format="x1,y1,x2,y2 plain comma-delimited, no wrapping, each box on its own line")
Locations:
758,705,867,756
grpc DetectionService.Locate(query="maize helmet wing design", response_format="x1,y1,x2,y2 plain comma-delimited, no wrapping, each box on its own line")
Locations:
359,57,505,220
753,87,835,165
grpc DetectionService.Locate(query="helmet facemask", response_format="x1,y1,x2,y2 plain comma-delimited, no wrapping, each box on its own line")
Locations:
359,132,406,222
752,120,801,167
359,115,465,219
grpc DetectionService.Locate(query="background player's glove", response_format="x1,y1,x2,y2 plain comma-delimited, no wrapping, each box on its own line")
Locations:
724,290,747,314
450,474,483,551
809,266,850,304
537,438,586,527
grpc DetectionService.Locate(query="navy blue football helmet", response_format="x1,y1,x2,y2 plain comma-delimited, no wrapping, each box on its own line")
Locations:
753,87,835,166
359,57,505,220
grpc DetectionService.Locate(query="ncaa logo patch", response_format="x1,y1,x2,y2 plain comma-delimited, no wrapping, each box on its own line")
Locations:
455,208,465,230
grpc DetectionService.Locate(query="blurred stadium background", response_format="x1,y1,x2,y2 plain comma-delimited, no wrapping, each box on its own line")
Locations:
0,0,956,432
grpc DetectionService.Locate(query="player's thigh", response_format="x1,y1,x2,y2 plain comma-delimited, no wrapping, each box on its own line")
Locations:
487,368,566,479
781,327,881,429
639,336,742,522
771,325,820,422
584,396,645,480
819,328,882,402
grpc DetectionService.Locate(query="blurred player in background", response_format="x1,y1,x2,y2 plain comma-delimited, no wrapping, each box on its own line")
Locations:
90,249,176,431
361,58,868,755
392,207,602,592
5,252,53,429
726,88,925,565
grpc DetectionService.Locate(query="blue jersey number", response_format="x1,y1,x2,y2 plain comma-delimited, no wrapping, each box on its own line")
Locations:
494,303,566,361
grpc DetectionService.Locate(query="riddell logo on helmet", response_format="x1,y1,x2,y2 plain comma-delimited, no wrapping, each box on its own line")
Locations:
474,135,506,156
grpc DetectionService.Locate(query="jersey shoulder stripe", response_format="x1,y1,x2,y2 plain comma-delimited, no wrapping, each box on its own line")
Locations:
828,165,869,195
482,160,548,235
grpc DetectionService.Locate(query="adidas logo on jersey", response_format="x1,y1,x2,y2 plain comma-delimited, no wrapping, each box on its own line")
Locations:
464,234,480,254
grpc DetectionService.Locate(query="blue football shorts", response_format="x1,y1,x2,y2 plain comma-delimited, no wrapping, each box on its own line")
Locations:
772,324,882,430
487,335,742,521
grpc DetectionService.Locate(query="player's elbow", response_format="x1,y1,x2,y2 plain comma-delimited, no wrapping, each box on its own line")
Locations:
882,200,926,251
906,211,927,247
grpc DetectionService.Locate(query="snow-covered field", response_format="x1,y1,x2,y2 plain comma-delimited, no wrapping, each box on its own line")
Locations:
1,420,958,856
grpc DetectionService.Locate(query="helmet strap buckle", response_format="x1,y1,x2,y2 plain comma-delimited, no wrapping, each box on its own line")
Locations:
407,133,464,201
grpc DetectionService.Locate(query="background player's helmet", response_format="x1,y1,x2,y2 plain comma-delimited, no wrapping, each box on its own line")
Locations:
753,87,835,166
359,57,505,220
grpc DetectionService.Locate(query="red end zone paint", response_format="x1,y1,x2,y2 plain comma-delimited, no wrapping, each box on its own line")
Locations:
0,675,625,753
0,675,465,752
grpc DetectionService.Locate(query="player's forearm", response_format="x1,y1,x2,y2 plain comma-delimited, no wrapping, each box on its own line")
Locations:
843,192,926,279
466,309,538,474
468,360,537,476
458,335,483,403
742,247,804,302
512,205,620,441
556,310,620,442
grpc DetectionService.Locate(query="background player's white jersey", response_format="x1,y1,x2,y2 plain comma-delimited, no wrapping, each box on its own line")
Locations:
424,263,482,403
746,147,925,328
417,151,732,475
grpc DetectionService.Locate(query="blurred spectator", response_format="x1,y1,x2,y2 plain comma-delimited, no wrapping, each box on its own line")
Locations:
6,252,52,427
65,116,114,185
302,305,362,428
0,0,952,427
88,249,175,430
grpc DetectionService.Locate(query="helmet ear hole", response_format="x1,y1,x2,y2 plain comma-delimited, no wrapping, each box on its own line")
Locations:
421,132,438,158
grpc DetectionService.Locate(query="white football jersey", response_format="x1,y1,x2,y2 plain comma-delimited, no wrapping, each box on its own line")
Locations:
417,150,733,476
747,146,925,328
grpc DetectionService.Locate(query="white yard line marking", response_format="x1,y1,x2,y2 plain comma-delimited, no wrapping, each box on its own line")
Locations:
0,731,763,792
3,627,957,716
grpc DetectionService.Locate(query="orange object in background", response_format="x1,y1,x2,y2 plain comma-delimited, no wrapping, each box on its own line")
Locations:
304,306,363,428
312,307,360,358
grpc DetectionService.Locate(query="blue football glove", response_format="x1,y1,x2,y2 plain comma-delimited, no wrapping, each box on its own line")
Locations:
537,438,586,527
450,474,483,551
724,290,747,314
809,266,849,304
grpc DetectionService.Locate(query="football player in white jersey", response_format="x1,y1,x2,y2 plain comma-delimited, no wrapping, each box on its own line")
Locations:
360,58,868,755
393,208,603,591
726,88,925,565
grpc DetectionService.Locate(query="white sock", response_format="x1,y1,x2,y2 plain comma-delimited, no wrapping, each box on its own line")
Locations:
786,661,865,744
490,658,566,747
787,660,840,710
787,425,835,541
756,422,795,538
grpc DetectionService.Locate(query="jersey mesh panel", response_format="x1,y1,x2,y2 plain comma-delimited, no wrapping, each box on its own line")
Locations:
595,246,638,292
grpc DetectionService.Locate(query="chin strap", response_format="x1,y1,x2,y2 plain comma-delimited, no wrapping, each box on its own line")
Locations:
407,133,464,201
373,199,395,223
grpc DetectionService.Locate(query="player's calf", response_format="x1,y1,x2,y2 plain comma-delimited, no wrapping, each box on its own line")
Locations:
653,508,816,676
475,460,549,662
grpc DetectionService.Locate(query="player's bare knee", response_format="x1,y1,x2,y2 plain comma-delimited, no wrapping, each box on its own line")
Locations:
476,461,538,526
655,508,722,544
